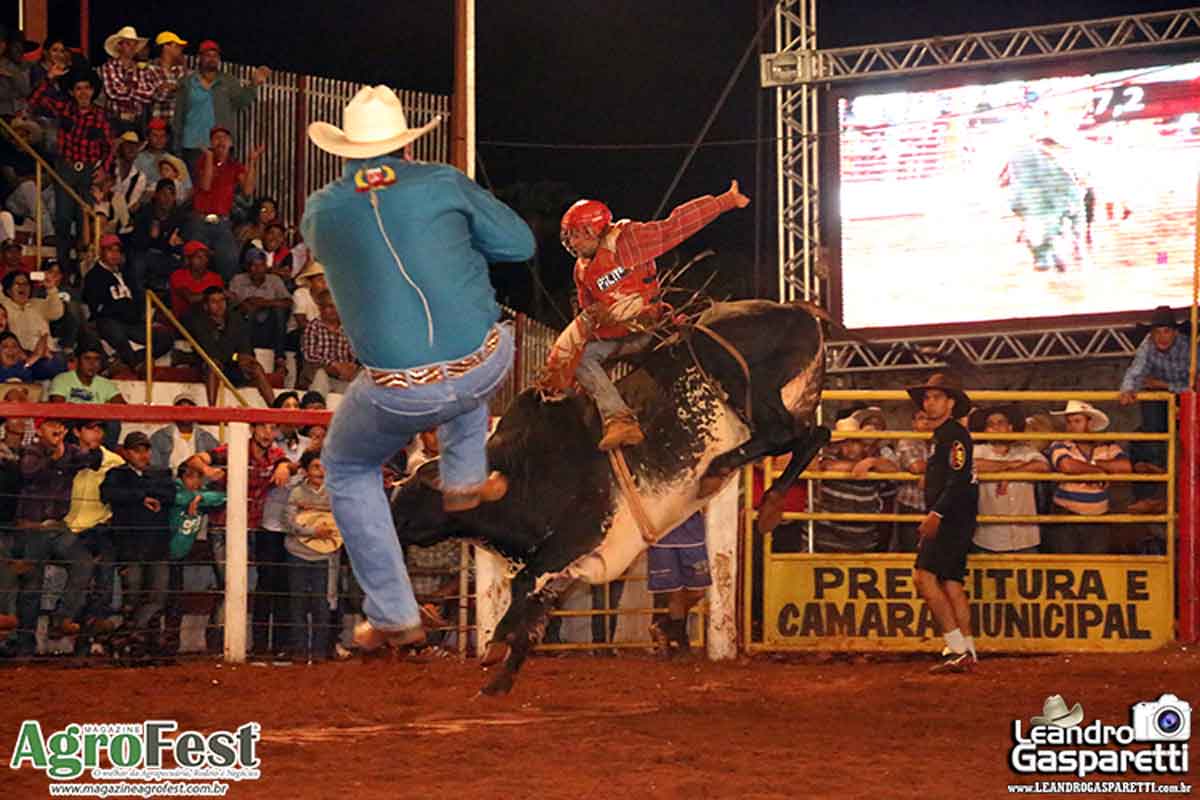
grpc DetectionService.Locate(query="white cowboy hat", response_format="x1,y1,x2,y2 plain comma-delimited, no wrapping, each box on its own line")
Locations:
308,86,442,159
1050,400,1109,432
295,260,325,285
104,26,148,58
1031,694,1084,728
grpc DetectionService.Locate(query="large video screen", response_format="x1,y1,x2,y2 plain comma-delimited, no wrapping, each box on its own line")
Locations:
838,62,1200,329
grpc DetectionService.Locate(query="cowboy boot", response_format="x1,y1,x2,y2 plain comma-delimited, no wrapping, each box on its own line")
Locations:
598,414,644,451
443,471,509,512
353,619,427,652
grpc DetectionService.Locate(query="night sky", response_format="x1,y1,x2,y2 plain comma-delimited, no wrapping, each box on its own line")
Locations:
62,1,1192,318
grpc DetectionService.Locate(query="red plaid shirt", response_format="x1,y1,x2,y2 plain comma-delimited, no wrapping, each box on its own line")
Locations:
145,62,188,122
302,319,357,367
100,59,156,119
29,79,114,169
612,194,735,269
208,441,287,529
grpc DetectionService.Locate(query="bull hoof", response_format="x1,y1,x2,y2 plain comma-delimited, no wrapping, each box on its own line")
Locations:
757,490,786,534
698,472,727,498
480,641,510,667
481,671,514,696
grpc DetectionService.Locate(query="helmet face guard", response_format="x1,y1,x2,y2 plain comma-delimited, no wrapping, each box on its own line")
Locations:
560,199,612,256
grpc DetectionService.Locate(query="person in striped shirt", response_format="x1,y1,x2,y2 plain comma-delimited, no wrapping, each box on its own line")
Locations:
1045,401,1130,554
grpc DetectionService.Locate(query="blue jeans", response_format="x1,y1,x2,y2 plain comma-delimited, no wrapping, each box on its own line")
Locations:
323,324,513,632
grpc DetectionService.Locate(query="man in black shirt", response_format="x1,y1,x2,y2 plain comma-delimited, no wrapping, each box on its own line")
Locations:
907,372,979,674
183,286,275,406
83,234,174,372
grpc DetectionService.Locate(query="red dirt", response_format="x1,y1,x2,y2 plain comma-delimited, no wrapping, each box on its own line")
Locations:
3,647,1197,799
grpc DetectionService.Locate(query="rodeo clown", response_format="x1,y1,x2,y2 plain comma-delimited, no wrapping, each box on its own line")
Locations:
301,86,535,650
541,182,750,451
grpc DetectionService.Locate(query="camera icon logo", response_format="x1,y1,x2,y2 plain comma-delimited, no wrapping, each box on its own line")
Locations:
1131,694,1191,742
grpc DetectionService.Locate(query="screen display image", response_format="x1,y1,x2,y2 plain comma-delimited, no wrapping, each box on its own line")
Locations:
837,61,1200,329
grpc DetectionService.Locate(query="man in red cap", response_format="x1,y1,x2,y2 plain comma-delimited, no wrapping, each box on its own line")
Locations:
188,126,264,283
543,182,750,450
173,39,269,165
168,241,223,318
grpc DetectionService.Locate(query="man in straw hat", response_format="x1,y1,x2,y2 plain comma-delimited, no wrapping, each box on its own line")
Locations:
301,85,535,650
1046,400,1131,554
99,26,153,132
906,372,980,673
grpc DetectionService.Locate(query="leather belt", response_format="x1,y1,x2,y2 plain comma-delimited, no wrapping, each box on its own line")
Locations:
369,326,502,389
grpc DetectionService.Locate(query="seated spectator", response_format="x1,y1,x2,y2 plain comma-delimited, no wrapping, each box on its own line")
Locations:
228,248,290,367
130,178,187,293
805,416,895,552
144,33,188,129
150,393,219,471
183,286,274,407
0,33,32,121
168,241,223,319
156,154,191,204
134,119,173,179
970,405,1049,554
1045,401,1132,554
300,290,358,394
2,267,64,369
237,196,277,252
288,260,323,371
83,234,173,372
101,431,175,630
0,417,102,656
41,261,81,355
261,223,292,282
893,407,932,552
3,181,54,241
0,240,26,280
284,449,339,663
187,127,264,283
0,330,44,382
110,131,150,238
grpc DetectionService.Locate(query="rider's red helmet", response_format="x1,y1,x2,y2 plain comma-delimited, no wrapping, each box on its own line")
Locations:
560,199,612,255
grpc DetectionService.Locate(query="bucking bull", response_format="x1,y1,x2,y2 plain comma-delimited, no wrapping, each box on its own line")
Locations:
391,299,831,694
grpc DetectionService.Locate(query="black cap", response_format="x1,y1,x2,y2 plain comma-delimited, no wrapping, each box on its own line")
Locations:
122,431,152,449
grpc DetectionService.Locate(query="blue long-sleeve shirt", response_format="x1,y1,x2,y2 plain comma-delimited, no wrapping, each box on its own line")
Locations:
1120,334,1191,394
300,158,535,370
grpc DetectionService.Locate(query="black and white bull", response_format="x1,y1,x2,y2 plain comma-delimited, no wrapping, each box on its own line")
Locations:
391,299,831,694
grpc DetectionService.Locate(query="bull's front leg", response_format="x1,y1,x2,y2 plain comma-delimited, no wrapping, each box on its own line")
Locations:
698,434,798,498
756,426,831,534
481,572,575,696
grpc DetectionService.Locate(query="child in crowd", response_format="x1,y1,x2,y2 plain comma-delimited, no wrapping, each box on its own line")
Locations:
285,449,340,663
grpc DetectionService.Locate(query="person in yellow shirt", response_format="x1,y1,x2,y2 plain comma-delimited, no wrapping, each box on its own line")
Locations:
64,419,125,631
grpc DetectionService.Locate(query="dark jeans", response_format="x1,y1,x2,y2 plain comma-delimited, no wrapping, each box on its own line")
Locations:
246,307,288,360
132,250,181,296
79,526,117,618
50,300,83,352
95,316,175,366
590,580,626,645
252,529,288,653
52,160,93,272
1130,400,1169,500
4,525,94,653
287,552,334,659
1042,522,1110,554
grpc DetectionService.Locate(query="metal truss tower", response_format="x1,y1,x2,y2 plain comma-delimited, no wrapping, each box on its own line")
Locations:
763,5,1200,372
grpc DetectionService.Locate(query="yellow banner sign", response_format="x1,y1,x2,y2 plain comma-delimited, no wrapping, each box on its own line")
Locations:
763,554,1172,652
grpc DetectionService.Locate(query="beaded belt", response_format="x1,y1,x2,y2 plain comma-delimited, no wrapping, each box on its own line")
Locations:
368,326,502,389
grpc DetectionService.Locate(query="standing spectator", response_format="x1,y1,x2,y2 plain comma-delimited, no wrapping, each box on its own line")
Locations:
1046,401,1132,554
131,178,187,293
26,64,111,274
0,34,31,119
1,268,65,378
182,285,274,406
188,127,263,282
894,407,933,552
300,290,357,394
806,415,897,552
270,392,310,461
145,32,188,126
150,394,219,470
134,119,192,198
260,395,306,659
167,241,222,319
1,417,102,656
228,248,290,368
169,459,226,561
62,419,124,630
109,131,150,239
192,423,293,654
173,40,268,162
970,405,1050,554
647,511,710,659
101,431,175,629
1118,305,1190,504
284,449,340,662
83,234,173,371
98,26,153,133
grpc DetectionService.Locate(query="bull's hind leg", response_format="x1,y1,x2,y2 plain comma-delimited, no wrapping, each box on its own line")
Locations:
482,572,575,696
756,426,831,534
479,570,533,668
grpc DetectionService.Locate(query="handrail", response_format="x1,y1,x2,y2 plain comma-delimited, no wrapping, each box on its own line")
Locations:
0,115,103,265
144,290,251,408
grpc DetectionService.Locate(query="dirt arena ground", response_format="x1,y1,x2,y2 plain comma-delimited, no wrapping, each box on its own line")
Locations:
3,646,1197,799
